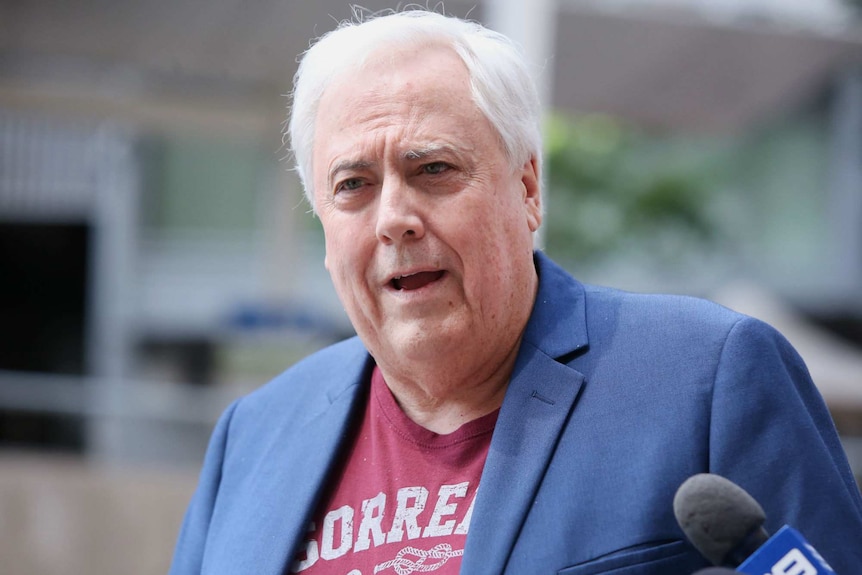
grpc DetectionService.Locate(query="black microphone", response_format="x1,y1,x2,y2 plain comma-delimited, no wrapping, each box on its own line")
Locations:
691,569,737,575
673,473,769,567
673,473,837,573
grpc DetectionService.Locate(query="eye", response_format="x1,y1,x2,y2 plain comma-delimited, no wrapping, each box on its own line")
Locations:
336,177,365,193
422,162,451,175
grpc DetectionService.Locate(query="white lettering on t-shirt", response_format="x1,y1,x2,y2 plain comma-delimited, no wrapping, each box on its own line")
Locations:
354,492,387,552
423,482,469,538
386,486,429,543
454,485,476,535
293,483,481,573
321,505,354,560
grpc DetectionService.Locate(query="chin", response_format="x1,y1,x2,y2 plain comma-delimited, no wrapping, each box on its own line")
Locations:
382,324,463,362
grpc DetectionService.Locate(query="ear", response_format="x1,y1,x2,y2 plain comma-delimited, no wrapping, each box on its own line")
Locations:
520,155,542,232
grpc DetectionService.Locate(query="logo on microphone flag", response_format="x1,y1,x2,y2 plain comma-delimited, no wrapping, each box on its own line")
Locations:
737,525,835,575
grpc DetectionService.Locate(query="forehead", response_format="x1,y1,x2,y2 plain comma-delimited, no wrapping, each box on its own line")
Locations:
320,44,471,123
311,44,502,181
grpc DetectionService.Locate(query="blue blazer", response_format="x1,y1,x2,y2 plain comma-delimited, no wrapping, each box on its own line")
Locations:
170,252,862,574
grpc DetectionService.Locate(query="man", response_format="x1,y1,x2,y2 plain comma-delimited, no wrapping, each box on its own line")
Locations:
170,10,862,575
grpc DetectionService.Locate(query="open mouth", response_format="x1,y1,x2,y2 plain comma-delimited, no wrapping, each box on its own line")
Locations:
391,270,446,291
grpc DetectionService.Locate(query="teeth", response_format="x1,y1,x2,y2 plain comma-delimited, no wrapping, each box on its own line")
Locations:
391,273,416,290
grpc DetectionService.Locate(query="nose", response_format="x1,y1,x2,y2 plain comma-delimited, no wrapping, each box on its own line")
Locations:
375,178,425,244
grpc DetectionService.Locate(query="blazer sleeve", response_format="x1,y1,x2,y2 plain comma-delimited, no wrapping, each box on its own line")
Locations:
169,399,240,575
708,315,862,572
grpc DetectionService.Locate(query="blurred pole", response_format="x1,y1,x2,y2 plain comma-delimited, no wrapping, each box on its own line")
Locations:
87,123,140,462
828,69,862,305
485,0,558,248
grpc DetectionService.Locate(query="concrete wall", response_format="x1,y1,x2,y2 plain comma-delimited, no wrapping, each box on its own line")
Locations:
0,454,197,575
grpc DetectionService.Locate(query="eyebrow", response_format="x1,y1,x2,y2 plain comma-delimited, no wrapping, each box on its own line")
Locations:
403,144,456,161
327,145,459,187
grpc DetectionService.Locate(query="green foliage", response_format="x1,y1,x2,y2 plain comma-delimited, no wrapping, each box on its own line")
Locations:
543,112,721,268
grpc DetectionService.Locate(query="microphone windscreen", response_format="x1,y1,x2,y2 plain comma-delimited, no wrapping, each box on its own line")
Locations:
673,473,766,566
691,569,739,574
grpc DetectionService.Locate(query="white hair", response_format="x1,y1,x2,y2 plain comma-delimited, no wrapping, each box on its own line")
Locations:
286,8,543,209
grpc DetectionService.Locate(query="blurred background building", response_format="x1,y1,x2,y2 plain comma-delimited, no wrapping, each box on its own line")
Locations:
0,0,861,573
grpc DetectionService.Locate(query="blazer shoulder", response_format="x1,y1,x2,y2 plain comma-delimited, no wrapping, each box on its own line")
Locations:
583,284,750,334
575,285,792,372
527,252,755,358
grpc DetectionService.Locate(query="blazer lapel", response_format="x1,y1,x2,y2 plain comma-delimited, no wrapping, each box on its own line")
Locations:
461,345,585,574
461,252,589,575
215,346,372,575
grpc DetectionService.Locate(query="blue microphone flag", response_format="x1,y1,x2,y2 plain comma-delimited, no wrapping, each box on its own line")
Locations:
737,525,835,575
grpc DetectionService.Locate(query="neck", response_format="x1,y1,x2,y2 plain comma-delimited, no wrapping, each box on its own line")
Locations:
377,334,522,434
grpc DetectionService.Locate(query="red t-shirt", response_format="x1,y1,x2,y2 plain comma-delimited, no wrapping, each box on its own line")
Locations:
291,366,498,575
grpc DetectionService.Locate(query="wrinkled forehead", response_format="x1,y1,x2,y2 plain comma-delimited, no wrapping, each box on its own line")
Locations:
326,40,467,100
329,43,467,100
314,47,483,153
312,43,478,152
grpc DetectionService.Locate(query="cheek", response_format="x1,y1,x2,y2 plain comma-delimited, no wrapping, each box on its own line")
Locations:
322,214,352,258
323,227,373,294
322,227,354,287
448,199,512,267
325,241,353,283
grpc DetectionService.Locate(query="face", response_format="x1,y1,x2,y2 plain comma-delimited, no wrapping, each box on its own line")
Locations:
312,44,542,373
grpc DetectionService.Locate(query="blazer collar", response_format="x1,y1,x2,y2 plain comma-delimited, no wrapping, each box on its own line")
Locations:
522,250,589,359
